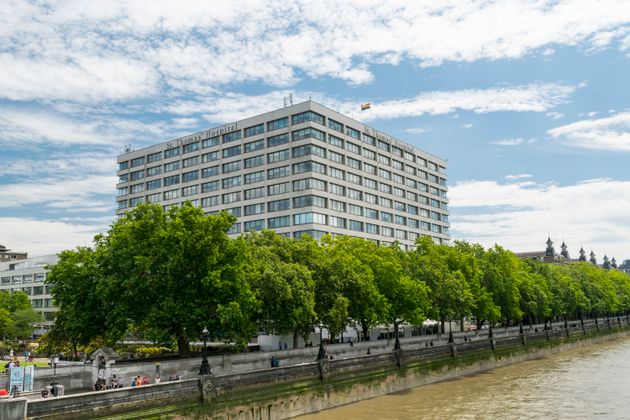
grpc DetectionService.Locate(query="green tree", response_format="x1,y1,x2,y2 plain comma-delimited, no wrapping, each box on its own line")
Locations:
5,309,43,339
98,202,257,357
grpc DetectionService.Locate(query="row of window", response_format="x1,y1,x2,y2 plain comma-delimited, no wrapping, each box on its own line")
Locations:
0,285,53,296
0,273,47,284
119,111,446,176
121,133,447,189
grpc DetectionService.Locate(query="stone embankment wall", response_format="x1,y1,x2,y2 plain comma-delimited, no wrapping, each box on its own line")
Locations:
2,317,628,419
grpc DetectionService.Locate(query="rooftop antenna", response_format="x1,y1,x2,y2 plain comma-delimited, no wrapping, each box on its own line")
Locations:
123,143,132,153
289,93,293,105
284,96,287,107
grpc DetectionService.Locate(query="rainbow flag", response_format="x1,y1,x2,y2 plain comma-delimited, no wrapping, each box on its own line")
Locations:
361,103,371,111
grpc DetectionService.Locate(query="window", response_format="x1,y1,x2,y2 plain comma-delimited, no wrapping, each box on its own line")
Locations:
381,197,392,208
378,154,390,165
292,111,324,125
147,166,161,177
222,176,241,188
328,134,344,148
431,224,442,233
244,187,265,200
267,133,290,148
268,182,290,196
329,167,345,180
347,188,362,200
393,187,405,198
182,170,199,183
329,199,345,212
244,123,264,138
347,172,362,185
382,226,393,237
408,218,419,229
363,133,375,146
349,220,363,232
268,199,290,212
421,221,431,231
164,147,180,159
202,136,220,149
130,183,144,194
268,215,290,229
182,142,199,154
244,155,264,168
293,230,327,240
293,144,326,158
348,204,363,216
408,191,418,202
293,178,326,192
329,183,345,196
130,170,144,180
222,192,241,204
364,192,378,204
183,156,199,168
395,229,407,240
405,178,417,189
346,127,360,139
117,187,128,196
202,151,220,163
201,166,219,178
404,151,415,162
268,149,290,163
131,156,145,167
366,223,379,234
164,175,179,186
202,195,219,207
408,204,418,215
408,232,418,242
223,145,241,158
346,141,361,154
392,146,403,157
405,164,416,175
294,212,327,225
245,139,265,153
363,178,376,190
395,215,407,225
329,150,344,164
329,216,346,228
293,161,326,175
268,165,290,179
244,219,265,231
381,211,393,223
418,170,428,180
130,197,143,207
380,183,392,194
201,180,219,192
366,208,379,219
163,189,179,200
292,127,325,142
146,179,161,190
244,170,265,184
182,185,198,197
267,117,289,132
227,223,241,234
293,195,327,208
244,203,265,216
379,168,391,180
328,118,343,133
363,148,376,160
347,157,361,170
392,159,404,171
222,161,241,173
164,162,180,173
223,131,242,143
377,140,390,152
393,173,404,185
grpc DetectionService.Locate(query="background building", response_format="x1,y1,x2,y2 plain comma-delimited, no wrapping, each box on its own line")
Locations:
0,249,58,331
116,100,450,248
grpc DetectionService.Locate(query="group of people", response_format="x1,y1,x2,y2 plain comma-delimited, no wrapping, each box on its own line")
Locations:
93,373,181,391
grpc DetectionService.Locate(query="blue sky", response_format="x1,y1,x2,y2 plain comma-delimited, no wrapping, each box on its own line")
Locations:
1,0,630,262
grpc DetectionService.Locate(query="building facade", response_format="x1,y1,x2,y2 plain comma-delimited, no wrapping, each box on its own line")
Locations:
0,253,58,325
116,101,450,248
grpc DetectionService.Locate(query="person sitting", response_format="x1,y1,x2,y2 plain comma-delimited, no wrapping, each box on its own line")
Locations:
142,375,149,385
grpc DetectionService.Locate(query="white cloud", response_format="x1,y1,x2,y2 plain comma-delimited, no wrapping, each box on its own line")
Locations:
490,138,524,146
0,0,628,101
0,217,111,256
404,127,433,134
505,174,533,180
548,112,630,151
449,178,630,259
461,123,474,129
546,111,564,120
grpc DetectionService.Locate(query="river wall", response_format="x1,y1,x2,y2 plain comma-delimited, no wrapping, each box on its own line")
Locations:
2,318,629,419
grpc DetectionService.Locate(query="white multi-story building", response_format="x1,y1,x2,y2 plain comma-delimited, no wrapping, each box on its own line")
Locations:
0,252,58,326
116,100,450,248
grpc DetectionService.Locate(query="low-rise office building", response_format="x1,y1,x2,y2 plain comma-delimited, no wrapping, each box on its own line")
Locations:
116,100,450,248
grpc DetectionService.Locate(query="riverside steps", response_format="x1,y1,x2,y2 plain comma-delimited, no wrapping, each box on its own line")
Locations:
2,317,630,419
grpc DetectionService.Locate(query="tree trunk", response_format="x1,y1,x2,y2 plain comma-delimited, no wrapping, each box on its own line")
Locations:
440,316,446,334
177,335,190,358
293,330,299,349
362,324,369,341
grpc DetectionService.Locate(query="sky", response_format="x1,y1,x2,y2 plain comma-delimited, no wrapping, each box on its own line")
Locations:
1,0,630,262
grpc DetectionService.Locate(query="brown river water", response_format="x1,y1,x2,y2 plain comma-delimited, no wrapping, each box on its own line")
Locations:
299,336,630,419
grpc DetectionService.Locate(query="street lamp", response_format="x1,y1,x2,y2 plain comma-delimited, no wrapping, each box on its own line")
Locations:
198,326,210,375
317,323,326,360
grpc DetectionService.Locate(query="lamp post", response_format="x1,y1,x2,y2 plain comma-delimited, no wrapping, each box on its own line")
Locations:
317,322,326,360
51,355,59,388
198,326,210,375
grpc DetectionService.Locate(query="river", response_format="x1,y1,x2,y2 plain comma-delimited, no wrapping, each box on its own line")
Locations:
299,336,630,419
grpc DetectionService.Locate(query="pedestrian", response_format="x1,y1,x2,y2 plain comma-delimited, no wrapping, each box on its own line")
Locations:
155,375,161,384
142,375,149,385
